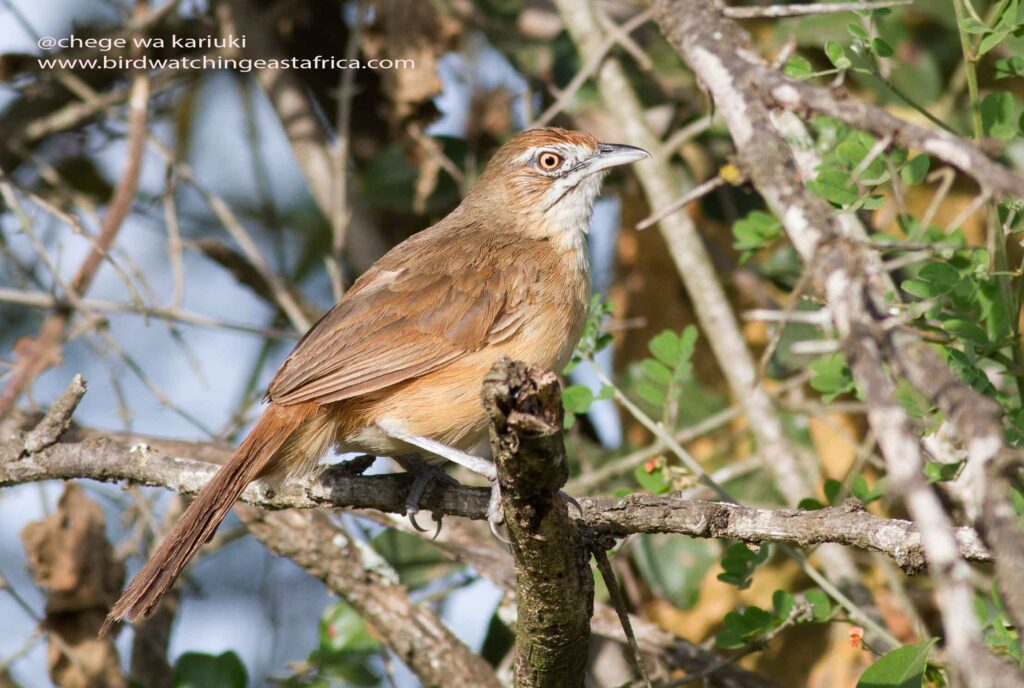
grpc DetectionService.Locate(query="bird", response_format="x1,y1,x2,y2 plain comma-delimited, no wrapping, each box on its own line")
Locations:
100,127,649,634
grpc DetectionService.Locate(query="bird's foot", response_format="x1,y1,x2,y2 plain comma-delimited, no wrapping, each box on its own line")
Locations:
486,478,509,544
486,485,582,543
559,490,583,518
393,455,458,539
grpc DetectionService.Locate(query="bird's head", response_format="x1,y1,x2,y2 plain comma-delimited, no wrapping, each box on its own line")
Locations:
465,127,649,243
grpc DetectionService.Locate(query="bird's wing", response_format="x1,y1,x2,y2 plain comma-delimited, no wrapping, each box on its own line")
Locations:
267,229,532,405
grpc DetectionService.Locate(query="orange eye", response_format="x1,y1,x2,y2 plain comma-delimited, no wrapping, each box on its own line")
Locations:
538,152,562,171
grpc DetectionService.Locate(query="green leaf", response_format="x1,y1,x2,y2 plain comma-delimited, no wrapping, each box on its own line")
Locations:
856,639,937,688
809,168,859,206
957,16,991,34
785,55,813,79
901,261,960,298
871,38,894,57
809,354,857,402
825,41,851,69
634,463,670,495
995,56,1024,80
675,326,698,381
641,358,672,386
718,543,770,590
824,478,842,505
310,602,381,685
918,261,960,286
633,535,718,610
900,155,930,185
319,603,380,655
978,279,1011,341
852,475,888,503
733,210,782,252
981,92,1017,140
174,652,247,688
924,460,965,483
799,497,826,510
862,195,886,210
563,384,595,414
837,140,868,167
372,529,456,589
942,318,990,345
804,589,834,621
900,279,939,298
978,29,1012,57
716,606,776,649
773,590,796,620
649,330,680,367
848,23,869,38
636,381,667,409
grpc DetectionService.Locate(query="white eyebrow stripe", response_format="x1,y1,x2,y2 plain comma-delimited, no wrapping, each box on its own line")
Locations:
511,143,593,166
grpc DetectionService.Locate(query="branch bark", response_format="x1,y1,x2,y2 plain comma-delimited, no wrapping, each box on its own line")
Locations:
0,424,992,573
482,359,592,687
238,507,501,688
548,0,876,619
648,1,1024,683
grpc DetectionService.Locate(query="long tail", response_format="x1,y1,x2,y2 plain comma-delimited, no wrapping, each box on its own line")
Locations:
101,403,310,635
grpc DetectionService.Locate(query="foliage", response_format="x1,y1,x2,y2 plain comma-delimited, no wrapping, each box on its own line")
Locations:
173,652,247,688
855,640,937,688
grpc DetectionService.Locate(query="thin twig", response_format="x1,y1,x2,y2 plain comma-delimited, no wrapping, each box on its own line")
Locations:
0,72,150,418
148,136,311,331
723,0,913,19
0,288,299,339
530,9,654,128
636,176,726,230
592,546,651,687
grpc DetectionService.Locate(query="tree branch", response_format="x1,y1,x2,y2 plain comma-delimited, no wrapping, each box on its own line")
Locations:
648,1,1024,683
482,359,592,687
0,421,991,574
756,67,1024,199
0,71,149,418
238,506,501,688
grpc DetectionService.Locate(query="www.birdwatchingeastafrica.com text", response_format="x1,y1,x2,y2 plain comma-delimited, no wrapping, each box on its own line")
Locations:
33,33,415,72
36,55,416,72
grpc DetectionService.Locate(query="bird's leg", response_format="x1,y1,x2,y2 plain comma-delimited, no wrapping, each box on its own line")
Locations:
375,423,497,480
376,423,509,539
391,454,458,539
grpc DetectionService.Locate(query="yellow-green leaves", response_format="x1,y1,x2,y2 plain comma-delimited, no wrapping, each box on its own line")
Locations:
855,640,937,688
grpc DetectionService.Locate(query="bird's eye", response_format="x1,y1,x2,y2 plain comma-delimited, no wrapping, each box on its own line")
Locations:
537,151,562,171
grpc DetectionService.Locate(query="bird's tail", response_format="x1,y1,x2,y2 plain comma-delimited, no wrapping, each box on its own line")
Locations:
100,402,312,635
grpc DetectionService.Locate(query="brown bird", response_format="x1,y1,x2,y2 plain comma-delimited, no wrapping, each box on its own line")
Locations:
101,127,649,633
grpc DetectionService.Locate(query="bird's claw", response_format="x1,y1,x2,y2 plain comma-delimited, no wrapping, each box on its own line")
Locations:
487,479,510,545
559,490,583,518
408,510,443,540
395,456,455,540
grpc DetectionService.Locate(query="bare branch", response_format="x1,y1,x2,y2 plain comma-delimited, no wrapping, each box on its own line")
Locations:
0,425,991,573
755,67,1024,199
482,360,592,687
723,0,913,19
0,71,149,418
22,375,86,454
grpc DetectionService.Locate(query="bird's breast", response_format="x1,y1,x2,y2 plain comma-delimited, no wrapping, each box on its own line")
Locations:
333,239,590,457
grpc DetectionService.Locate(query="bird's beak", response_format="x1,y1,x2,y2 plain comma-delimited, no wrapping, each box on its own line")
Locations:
587,142,650,173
